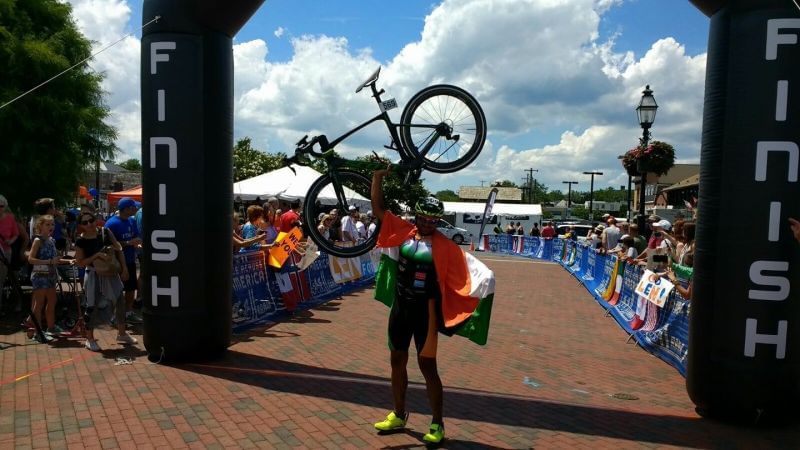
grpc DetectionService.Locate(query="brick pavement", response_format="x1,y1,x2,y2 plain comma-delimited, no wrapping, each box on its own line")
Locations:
1,252,798,449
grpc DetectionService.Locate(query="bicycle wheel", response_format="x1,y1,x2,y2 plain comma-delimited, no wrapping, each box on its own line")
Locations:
400,84,486,173
302,170,381,258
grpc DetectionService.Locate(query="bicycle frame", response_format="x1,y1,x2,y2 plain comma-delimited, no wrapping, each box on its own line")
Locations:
315,82,447,163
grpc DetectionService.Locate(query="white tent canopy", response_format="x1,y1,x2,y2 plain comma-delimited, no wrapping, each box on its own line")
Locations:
232,165,370,209
442,201,542,216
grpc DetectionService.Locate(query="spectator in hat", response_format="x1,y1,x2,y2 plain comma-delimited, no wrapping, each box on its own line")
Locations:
628,223,647,255
104,197,142,324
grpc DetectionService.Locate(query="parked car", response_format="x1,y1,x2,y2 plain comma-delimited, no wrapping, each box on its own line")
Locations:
437,219,472,245
556,224,593,241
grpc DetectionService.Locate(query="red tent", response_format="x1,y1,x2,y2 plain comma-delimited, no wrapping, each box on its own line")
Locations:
107,185,142,204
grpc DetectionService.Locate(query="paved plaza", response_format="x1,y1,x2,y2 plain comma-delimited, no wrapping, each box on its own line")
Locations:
1,253,798,449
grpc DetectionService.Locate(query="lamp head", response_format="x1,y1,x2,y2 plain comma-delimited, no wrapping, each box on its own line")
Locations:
636,84,658,128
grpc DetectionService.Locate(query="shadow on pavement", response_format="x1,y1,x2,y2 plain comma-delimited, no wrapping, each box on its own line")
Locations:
174,350,797,449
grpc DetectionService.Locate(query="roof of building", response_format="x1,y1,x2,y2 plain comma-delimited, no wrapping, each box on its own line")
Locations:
662,173,699,192
654,164,699,185
457,186,522,201
443,201,542,216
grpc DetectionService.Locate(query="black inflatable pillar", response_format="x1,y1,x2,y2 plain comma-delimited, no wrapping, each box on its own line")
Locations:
689,0,800,419
140,0,264,361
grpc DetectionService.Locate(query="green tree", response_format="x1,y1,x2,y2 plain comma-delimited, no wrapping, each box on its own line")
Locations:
349,155,428,215
0,0,118,212
118,158,142,172
232,137,287,182
434,189,459,201
491,180,517,187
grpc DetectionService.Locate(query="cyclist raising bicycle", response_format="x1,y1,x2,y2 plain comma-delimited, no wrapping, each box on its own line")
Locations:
369,167,495,445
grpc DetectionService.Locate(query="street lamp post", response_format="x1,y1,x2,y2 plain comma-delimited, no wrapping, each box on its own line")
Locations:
562,180,578,219
635,84,658,232
617,155,633,222
583,171,603,222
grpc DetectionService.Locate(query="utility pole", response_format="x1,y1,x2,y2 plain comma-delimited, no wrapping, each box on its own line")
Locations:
520,177,530,203
480,180,486,187
582,171,603,221
525,168,538,203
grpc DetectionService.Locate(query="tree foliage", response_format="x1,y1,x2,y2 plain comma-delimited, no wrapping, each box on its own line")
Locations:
118,158,142,172
491,180,517,187
434,189,459,201
232,137,288,182
0,0,117,213
348,155,429,215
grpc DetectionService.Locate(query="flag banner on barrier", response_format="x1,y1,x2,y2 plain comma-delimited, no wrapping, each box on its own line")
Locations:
633,293,689,376
593,254,616,300
634,270,674,307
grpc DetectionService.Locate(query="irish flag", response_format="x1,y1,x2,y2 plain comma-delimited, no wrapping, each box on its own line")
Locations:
374,212,495,345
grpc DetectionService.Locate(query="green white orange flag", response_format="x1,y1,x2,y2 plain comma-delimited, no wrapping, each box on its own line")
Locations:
374,212,495,345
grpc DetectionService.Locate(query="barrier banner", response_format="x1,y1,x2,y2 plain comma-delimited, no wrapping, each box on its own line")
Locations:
521,236,541,256
329,253,363,283
607,262,641,333
551,238,564,261
593,254,616,300
635,292,690,376
232,251,279,330
634,270,675,307
305,251,343,299
581,247,597,288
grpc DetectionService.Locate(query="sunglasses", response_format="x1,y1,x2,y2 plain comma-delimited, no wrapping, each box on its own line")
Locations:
416,216,439,226
0,204,5,208
80,218,96,225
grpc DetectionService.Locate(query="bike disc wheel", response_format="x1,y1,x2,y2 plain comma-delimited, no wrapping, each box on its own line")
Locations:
400,84,486,173
302,170,381,258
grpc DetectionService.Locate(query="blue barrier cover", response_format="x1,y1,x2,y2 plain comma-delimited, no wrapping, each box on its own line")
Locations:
232,251,281,331
607,262,640,332
581,246,598,291
633,293,690,376
593,254,616,300
521,236,540,256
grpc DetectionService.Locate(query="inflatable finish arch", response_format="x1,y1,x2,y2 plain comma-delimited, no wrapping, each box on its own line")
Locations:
140,0,264,361
689,0,800,419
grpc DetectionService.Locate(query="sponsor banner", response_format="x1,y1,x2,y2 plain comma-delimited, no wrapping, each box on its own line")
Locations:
232,248,377,334
521,236,541,256
232,251,279,331
464,213,498,224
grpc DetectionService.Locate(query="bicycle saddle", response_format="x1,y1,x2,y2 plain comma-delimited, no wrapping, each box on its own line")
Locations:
355,66,381,93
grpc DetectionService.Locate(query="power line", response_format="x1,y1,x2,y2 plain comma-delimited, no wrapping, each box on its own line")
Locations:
0,15,162,110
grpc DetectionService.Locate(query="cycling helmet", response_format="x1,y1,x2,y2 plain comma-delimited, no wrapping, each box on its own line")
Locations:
414,197,445,217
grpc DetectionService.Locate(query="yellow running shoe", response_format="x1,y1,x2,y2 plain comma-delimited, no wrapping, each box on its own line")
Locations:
374,411,408,431
422,423,445,444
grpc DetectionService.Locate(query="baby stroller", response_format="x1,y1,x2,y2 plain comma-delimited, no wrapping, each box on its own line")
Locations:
55,262,86,338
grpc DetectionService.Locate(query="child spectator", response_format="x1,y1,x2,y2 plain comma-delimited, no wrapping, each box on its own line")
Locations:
27,215,69,341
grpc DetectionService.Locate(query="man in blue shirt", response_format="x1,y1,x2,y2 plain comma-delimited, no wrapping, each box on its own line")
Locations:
105,197,142,323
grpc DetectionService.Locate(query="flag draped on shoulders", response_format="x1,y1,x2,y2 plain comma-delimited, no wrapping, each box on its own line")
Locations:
374,212,495,345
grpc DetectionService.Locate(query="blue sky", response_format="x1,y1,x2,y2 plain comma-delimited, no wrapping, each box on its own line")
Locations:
70,0,711,194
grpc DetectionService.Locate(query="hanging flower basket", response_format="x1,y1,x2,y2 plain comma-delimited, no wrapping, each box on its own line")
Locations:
621,140,676,177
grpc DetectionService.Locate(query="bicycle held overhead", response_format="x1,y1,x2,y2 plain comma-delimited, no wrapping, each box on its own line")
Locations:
284,66,487,258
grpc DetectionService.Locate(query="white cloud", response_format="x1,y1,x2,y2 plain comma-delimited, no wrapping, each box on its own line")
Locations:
63,0,706,194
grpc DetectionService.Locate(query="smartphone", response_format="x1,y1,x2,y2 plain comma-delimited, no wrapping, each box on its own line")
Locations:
653,254,668,263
